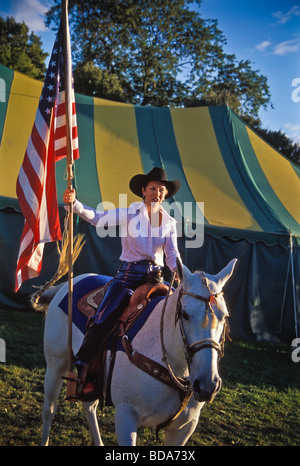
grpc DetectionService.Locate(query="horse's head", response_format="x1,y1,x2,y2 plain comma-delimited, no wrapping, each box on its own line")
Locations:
176,258,237,402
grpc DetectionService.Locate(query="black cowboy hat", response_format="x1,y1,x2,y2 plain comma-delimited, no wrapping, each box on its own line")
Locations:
129,167,180,199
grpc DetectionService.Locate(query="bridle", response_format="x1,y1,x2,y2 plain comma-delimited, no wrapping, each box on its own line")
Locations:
176,288,227,364
160,272,230,392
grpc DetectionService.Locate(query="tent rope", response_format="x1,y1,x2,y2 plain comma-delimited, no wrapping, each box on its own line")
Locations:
277,232,298,339
290,233,298,340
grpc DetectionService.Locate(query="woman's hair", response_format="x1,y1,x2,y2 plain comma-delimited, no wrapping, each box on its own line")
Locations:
142,180,168,193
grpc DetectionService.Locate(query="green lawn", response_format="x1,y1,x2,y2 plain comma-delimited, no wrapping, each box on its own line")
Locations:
0,308,299,446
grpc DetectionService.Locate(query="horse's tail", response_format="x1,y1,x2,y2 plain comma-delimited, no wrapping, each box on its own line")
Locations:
30,283,66,312
31,213,85,313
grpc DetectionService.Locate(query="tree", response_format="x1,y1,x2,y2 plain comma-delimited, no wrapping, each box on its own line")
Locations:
73,62,126,102
186,55,271,120
46,0,271,117
0,17,48,80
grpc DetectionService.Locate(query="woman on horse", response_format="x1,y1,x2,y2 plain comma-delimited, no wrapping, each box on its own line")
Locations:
63,167,181,394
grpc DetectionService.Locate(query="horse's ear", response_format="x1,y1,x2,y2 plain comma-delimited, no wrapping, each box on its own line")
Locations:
216,259,238,288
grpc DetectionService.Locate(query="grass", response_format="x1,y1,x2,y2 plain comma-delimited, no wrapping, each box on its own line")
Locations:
0,307,299,446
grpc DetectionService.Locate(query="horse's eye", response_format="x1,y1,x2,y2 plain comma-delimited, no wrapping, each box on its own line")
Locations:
182,310,189,320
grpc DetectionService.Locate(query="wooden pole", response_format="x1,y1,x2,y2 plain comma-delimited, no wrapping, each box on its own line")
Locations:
61,0,77,401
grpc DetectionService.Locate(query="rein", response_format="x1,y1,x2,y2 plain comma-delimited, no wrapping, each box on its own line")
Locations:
159,272,192,393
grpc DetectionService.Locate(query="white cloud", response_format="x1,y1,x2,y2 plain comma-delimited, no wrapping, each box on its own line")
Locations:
272,6,300,25
255,37,300,56
7,0,51,32
273,38,300,55
255,41,272,52
284,123,300,144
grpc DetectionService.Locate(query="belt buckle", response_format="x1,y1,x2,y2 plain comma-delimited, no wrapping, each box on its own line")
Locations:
148,264,160,274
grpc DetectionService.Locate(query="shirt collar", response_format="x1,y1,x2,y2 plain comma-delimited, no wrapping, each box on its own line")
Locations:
129,201,176,224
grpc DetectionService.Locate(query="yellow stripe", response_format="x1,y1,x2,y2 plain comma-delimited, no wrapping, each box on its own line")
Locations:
0,71,42,199
170,107,260,230
247,127,300,224
93,98,143,207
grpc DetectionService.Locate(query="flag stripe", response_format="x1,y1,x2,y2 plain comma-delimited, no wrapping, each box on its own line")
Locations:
19,155,43,209
31,123,47,162
16,169,39,233
26,135,45,181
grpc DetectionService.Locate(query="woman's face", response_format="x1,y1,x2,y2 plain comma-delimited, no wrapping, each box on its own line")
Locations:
142,181,168,208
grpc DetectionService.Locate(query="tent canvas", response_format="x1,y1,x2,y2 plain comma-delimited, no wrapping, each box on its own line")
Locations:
0,64,299,342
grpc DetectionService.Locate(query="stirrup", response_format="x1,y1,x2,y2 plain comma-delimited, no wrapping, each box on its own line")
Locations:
82,382,96,395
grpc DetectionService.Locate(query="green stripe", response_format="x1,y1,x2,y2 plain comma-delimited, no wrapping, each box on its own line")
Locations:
230,110,300,235
134,106,163,172
56,93,101,208
292,163,300,179
135,106,204,223
209,106,294,234
0,65,14,145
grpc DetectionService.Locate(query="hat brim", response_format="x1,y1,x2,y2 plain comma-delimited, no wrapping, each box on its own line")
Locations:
129,174,180,199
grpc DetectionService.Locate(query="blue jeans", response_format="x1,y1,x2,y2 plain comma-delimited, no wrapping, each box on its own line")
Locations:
114,260,163,289
76,260,163,364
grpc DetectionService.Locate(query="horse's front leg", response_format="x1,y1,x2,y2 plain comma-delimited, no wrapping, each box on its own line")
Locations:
115,403,139,446
164,418,198,446
83,400,103,446
164,400,204,446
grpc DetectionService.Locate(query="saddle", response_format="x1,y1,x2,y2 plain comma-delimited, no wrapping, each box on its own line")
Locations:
77,280,169,326
76,281,171,403
77,281,110,319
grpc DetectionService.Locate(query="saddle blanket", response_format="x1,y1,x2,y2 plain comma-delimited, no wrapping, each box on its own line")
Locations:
58,275,112,333
58,274,165,353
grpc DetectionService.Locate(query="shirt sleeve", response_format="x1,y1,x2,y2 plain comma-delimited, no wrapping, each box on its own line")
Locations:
72,200,127,227
164,219,181,272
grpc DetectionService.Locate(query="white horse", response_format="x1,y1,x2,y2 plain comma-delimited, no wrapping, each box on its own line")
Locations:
39,258,237,446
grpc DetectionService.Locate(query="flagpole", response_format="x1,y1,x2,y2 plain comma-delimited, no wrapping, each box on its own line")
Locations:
61,0,77,401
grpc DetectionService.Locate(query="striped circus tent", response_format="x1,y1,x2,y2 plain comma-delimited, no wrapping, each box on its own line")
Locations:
0,63,299,342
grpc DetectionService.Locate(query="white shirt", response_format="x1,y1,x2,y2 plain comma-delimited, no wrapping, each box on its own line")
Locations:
72,200,180,271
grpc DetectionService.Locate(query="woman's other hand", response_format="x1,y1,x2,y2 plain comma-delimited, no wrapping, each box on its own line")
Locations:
63,188,76,205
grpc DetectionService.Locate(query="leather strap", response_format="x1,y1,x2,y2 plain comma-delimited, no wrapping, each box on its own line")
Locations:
120,322,190,394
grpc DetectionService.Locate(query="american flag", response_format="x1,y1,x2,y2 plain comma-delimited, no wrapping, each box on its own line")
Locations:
15,24,79,292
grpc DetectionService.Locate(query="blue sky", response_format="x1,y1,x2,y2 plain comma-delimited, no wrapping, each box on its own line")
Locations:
1,0,299,143
199,0,300,143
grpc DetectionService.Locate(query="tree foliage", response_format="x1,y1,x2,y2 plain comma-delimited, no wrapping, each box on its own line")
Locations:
46,0,271,118
73,61,126,102
0,17,48,80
